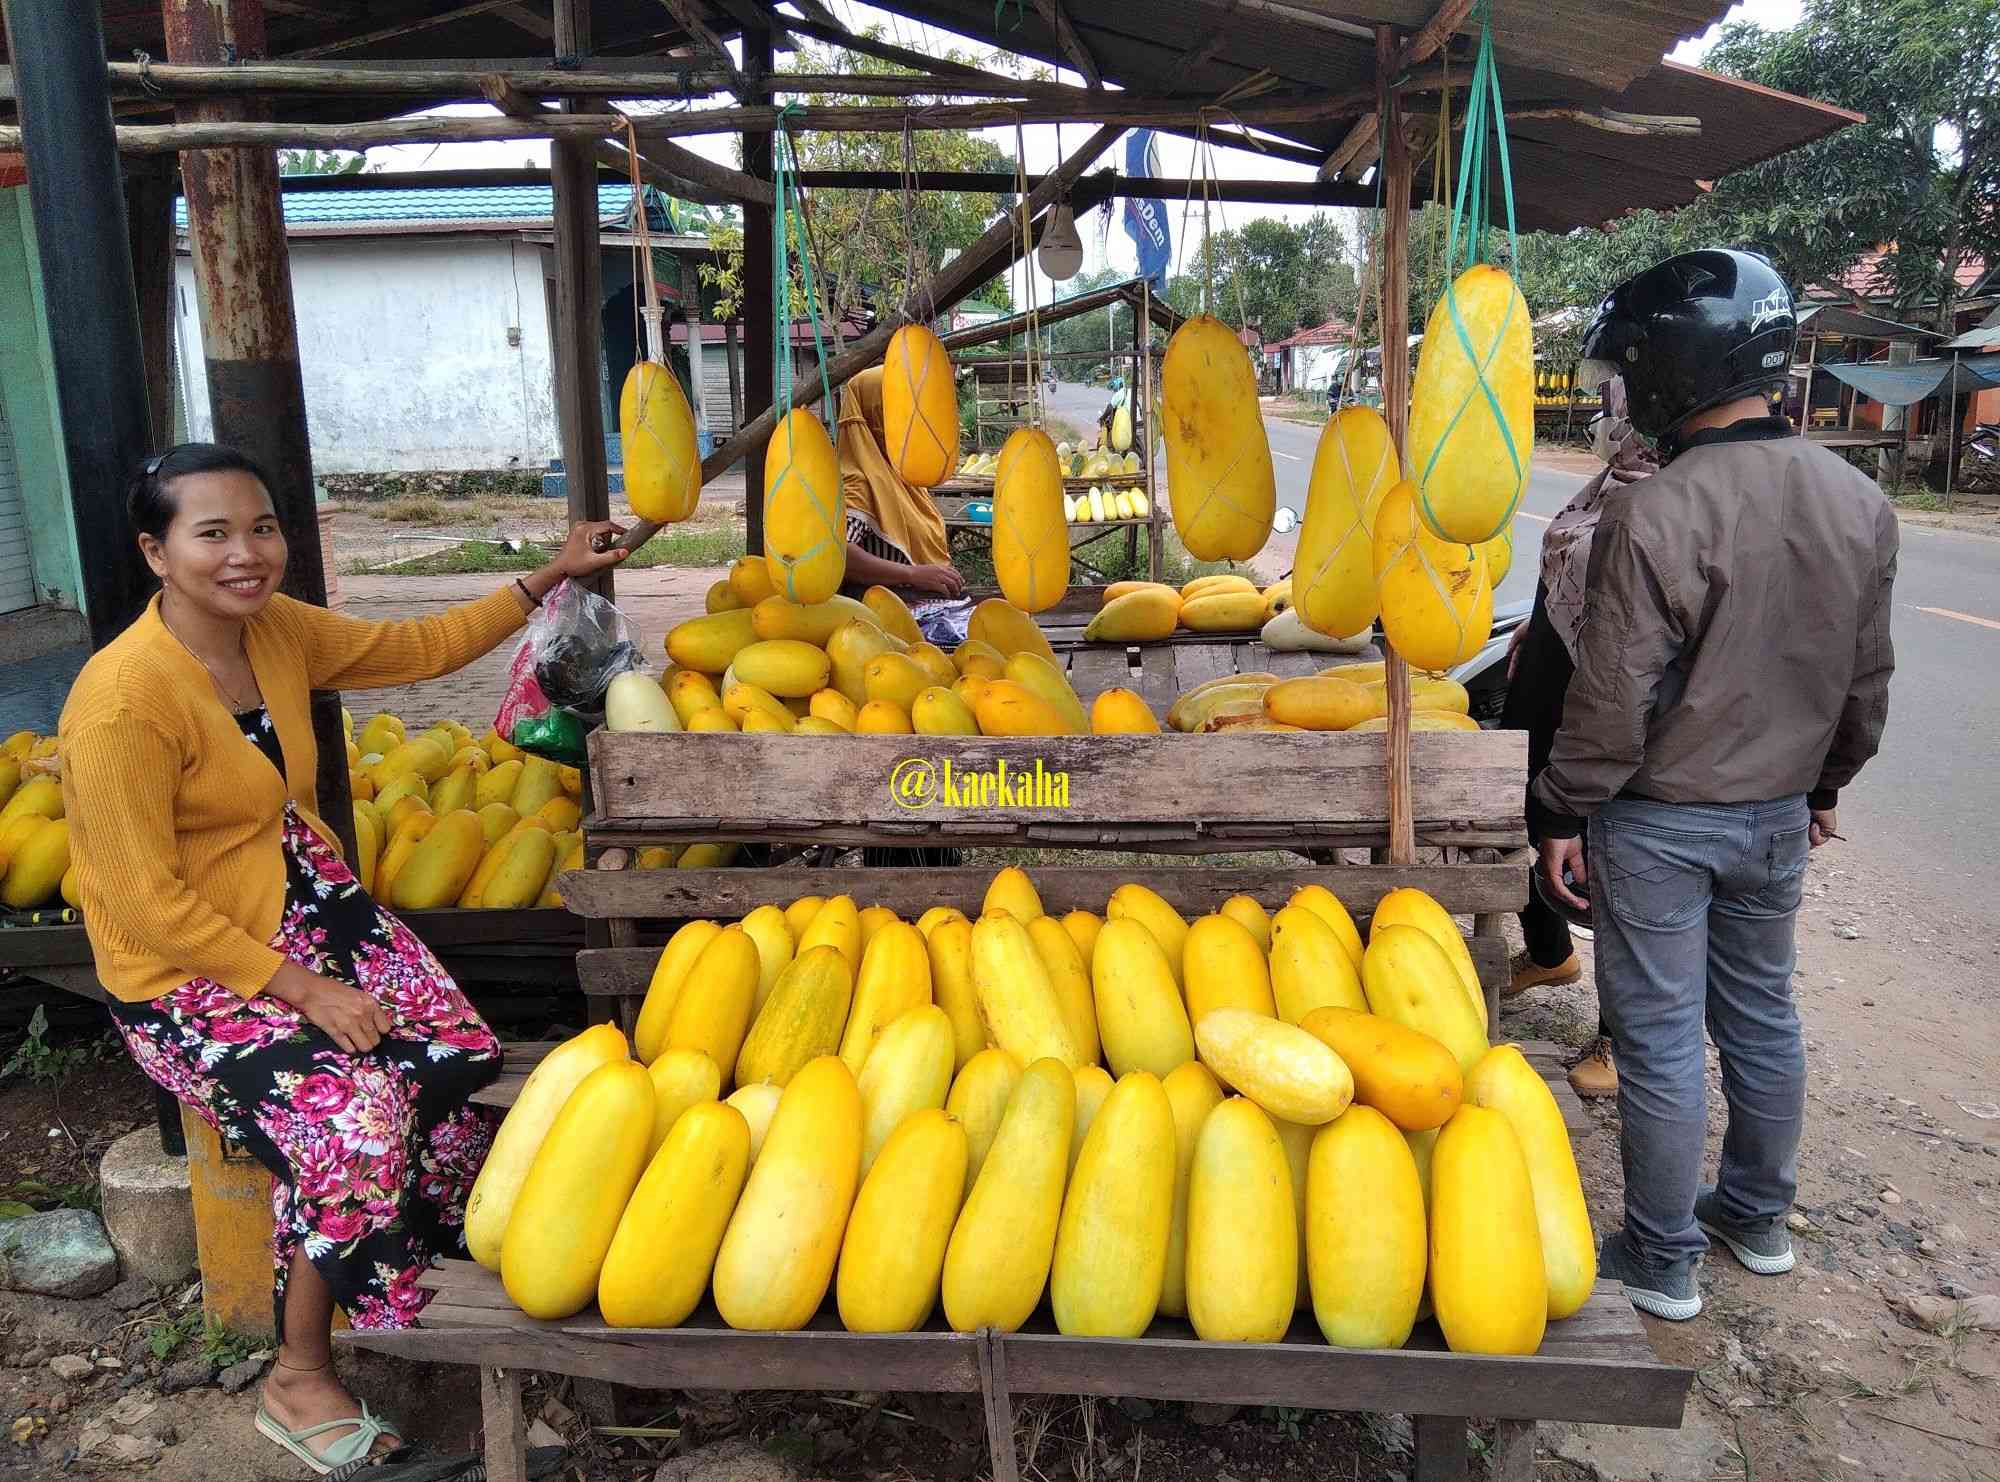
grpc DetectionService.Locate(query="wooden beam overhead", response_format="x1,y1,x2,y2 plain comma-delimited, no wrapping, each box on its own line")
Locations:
1032,0,1103,89
657,0,753,97
481,74,775,206
285,0,531,58
1318,112,1377,181
1396,0,1477,72
778,13,1033,89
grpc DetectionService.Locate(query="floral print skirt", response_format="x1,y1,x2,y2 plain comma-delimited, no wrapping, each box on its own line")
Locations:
107,808,503,1338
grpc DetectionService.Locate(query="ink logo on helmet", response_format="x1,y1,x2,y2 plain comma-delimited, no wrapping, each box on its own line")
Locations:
1748,286,1794,333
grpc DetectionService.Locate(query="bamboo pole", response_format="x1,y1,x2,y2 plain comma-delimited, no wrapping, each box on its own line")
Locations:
613,124,1127,554
1377,25,1417,868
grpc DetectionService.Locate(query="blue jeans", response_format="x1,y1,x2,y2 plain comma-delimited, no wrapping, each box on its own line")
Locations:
1587,796,1811,1276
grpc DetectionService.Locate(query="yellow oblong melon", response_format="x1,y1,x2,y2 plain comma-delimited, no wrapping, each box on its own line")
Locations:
1158,1061,1224,1320
1263,674,1380,731
1373,480,1494,671
1050,1070,1176,1337
837,1107,967,1332
620,360,701,524
941,1056,1075,1333
712,1055,863,1331
1307,1104,1427,1348
1361,924,1488,1076
1179,590,1268,633
926,918,986,1075
734,944,853,1089
994,425,1070,614
1084,588,1180,643
1268,905,1366,1023
968,597,1058,666
1483,520,1515,588
645,1047,722,1157
500,1058,654,1319
468,1032,624,1272
1300,1006,1462,1132
1187,1097,1298,1341
1370,886,1488,1033
946,1047,1022,1197
1183,913,1277,1023
763,407,846,605
1347,711,1480,733
1430,1103,1548,1354
1408,263,1534,545
1161,314,1275,561
1193,1007,1354,1126
912,686,980,736
663,927,761,1084
1294,405,1396,638
733,639,832,699
599,1100,749,1329
881,325,957,488
666,609,759,676
1465,1045,1596,1319
855,1004,954,1175
1089,687,1161,734
1091,917,1195,1079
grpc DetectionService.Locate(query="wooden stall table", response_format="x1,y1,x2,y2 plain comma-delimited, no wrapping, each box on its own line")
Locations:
931,486,1168,586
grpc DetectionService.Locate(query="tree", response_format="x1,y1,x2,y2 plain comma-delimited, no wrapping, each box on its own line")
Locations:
1156,213,1357,340
1703,0,2000,328
699,34,1018,345
278,148,370,176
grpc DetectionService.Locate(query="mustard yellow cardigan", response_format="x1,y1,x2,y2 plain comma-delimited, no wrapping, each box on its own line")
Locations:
59,588,524,1003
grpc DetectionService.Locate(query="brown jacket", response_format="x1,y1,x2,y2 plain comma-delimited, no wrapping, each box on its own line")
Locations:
1531,419,1896,838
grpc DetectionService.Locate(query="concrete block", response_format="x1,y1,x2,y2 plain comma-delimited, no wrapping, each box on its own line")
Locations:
98,1127,197,1287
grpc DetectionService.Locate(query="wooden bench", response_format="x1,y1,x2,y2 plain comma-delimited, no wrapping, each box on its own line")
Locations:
349,1255,1687,1482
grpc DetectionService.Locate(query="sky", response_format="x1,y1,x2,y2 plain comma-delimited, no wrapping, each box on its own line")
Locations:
356,0,1808,307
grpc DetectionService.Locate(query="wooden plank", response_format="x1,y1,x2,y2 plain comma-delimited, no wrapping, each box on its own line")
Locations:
1064,646,1139,703
1128,644,1182,716
978,1329,1021,1482
587,730,1526,834
480,1366,529,1482
359,1270,1688,1431
1413,1414,1469,1482
558,863,1529,921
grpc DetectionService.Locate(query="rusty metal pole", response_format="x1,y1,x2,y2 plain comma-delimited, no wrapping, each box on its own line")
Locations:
741,26,775,556
163,0,354,862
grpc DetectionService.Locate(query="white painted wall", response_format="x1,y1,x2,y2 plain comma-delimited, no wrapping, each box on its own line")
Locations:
176,233,559,473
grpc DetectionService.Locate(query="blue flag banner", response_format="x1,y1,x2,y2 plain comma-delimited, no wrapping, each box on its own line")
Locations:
1121,130,1171,292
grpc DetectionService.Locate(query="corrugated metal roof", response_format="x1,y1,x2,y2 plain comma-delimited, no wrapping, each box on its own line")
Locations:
172,182,635,232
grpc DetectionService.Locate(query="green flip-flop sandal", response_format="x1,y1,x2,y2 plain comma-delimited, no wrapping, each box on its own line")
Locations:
255,1399,401,1476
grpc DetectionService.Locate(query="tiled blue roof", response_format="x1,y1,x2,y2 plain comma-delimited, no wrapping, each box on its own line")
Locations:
173,181,634,229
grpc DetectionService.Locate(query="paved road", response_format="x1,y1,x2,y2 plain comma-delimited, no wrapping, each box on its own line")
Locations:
1047,376,1999,906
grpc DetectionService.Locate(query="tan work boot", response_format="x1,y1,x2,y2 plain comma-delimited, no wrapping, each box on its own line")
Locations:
1567,1037,1617,1099
1505,949,1582,998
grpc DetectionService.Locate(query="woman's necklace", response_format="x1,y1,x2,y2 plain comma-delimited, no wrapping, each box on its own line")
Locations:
160,598,259,713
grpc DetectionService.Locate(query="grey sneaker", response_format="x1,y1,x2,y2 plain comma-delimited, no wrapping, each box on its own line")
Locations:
1598,1229,1702,1321
1695,1187,1796,1275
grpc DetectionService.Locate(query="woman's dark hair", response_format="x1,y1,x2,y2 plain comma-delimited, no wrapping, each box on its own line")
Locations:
126,443,274,540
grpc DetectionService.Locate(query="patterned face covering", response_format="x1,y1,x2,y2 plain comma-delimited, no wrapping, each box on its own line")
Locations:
1540,377,1659,659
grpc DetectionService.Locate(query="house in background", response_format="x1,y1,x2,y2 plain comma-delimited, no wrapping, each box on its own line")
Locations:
1267,317,1354,394
173,170,736,478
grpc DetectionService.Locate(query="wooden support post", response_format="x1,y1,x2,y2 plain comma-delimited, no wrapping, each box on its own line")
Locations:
977,1330,1021,1482
1488,1418,1538,1482
741,26,776,557
1141,277,1163,582
1376,25,1417,867
550,0,611,598
163,0,352,861
479,1366,530,1482
1474,910,1505,1027
5,0,159,646
123,157,179,449
1411,1415,1469,1482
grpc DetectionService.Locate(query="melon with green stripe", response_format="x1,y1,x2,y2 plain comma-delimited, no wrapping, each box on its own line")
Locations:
1407,267,1534,547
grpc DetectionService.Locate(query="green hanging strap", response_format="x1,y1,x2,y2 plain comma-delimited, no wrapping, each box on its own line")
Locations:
1421,0,1524,535
769,107,832,423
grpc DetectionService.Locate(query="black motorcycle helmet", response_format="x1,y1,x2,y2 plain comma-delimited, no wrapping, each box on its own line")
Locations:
1577,248,1797,441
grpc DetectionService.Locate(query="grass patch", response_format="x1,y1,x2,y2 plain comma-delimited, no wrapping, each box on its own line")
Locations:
362,527,745,576
1269,392,1331,426
1890,488,1950,512
376,498,450,524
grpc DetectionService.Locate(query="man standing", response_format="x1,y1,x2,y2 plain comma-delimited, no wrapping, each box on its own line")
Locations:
1533,249,1897,1320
